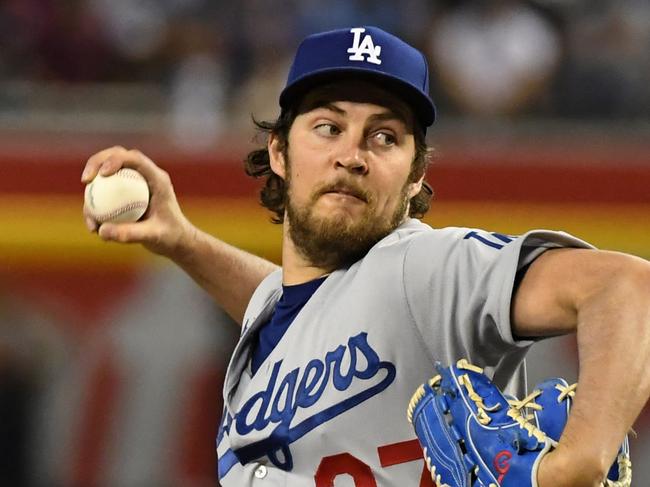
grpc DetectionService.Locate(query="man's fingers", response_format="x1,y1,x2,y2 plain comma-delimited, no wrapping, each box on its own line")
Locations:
98,156,124,176
85,215,98,233
82,203,99,232
82,147,170,198
82,146,155,182
97,221,156,244
98,222,136,243
119,150,172,194
82,145,128,183
97,148,145,177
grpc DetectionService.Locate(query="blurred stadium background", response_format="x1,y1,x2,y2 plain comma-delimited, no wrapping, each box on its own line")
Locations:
1,0,649,485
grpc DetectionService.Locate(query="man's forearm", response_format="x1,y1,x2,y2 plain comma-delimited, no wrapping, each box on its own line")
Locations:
172,226,279,325
569,259,649,468
539,254,650,486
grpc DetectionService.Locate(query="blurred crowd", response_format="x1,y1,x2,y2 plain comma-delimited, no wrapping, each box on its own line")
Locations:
1,0,649,139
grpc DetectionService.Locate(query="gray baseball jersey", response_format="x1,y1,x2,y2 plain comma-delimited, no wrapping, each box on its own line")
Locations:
216,219,591,486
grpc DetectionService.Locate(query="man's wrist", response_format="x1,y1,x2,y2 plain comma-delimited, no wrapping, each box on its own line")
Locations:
537,445,607,487
167,220,199,264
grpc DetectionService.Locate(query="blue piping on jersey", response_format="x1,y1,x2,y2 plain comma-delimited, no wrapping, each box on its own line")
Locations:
218,448,239,479
216,405,232,446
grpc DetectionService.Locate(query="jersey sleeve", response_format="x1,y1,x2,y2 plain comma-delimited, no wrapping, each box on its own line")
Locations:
401,227,593,371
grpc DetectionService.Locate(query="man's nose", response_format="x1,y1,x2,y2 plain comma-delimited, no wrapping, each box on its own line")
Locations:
335,140,369,175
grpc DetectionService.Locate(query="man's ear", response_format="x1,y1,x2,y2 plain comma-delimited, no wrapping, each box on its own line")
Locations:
407,174,424,199
268,134,286,179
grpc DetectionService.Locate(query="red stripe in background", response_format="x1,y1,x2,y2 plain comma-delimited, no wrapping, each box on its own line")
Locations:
2,156,649,203
0,157,257,197
431,165,650,203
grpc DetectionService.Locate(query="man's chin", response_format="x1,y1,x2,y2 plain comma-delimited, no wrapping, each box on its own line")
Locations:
286,189,410,269
311,211,370,235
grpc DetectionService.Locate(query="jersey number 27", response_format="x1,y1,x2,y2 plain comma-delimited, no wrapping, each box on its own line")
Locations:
315,439,434,486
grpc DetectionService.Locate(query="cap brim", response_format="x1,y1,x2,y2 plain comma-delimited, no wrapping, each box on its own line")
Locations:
279,67,436,127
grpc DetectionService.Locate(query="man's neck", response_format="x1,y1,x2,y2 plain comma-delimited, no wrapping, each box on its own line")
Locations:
281,229,331,285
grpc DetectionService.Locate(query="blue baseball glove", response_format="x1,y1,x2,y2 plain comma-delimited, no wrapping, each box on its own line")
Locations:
507,377,632,487
407,360,632,487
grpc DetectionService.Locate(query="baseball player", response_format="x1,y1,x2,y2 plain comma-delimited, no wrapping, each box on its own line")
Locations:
82,27,650,486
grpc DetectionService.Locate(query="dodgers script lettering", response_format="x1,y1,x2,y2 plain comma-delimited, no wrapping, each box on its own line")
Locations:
220,332,396,470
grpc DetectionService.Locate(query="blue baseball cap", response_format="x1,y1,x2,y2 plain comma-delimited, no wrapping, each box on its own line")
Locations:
279,26,436,128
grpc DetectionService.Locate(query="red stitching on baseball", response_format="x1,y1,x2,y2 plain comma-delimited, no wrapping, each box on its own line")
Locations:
91,201,148,223
115,168,145,180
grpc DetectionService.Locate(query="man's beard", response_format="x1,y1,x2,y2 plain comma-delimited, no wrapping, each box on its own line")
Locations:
285,169,411,272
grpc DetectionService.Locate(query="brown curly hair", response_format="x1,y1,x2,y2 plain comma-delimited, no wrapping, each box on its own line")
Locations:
244,108,434,224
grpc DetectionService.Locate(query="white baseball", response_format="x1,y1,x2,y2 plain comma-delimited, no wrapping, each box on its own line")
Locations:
85,168,150,223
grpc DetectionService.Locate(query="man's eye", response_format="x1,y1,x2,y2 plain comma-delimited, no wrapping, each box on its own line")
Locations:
372,132,396,146
314,124,341,136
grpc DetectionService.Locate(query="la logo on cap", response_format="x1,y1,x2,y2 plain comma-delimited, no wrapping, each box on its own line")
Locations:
347,28,382,65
